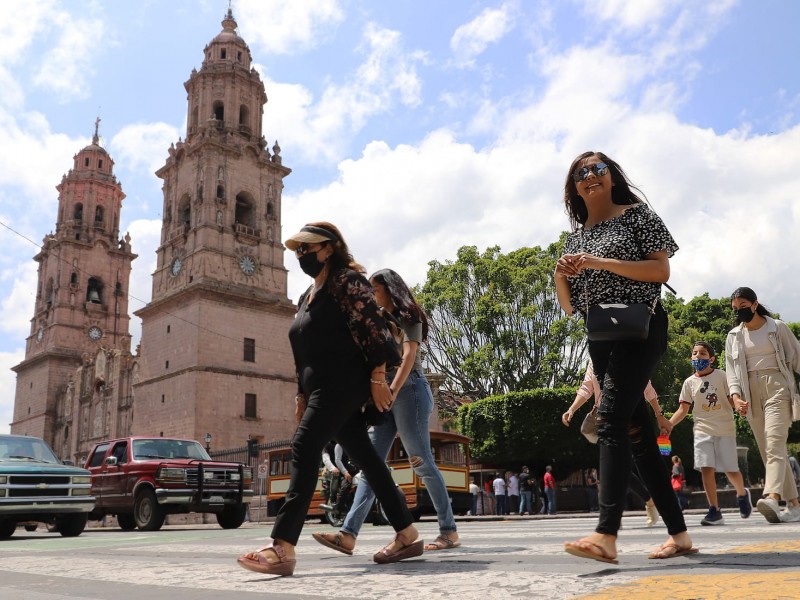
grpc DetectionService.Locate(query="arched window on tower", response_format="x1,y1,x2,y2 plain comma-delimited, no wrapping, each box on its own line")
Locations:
239,105,250,133
45,279,54,306
216,185,225,200
70,272,78,286
235,193,255,229
74,203,83,222
178,195,191,231
86,278,103,304
95,206,104,225
266,202,274,219
213,101,224,126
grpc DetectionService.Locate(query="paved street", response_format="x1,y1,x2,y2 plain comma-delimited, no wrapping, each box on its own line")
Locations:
1,511,799,599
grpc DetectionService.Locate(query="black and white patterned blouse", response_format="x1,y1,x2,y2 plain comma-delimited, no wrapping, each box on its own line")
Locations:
563,203,678,315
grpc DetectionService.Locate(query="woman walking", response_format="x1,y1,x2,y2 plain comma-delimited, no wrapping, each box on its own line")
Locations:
237,223,422,576
313,268,460,554
554,151,694,563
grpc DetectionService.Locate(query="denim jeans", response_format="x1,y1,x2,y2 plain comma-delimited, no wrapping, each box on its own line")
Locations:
341,369,457,537
590,305,686,536
519,491,533,514
544,488,556,514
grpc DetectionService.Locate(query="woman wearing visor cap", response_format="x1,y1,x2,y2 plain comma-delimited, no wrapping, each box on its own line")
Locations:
237,222,422,577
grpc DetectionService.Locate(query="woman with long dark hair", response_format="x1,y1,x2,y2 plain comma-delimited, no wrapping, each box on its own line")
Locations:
313,268,460,555
237,223,423,576
726,286,800,522
554,151,694,563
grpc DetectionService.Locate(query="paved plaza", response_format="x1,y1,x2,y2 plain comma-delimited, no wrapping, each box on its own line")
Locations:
1,511,799,599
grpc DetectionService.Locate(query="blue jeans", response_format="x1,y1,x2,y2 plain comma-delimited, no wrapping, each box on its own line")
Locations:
544,488,556,514
519,491,533,514
495,494,507,515
342,369,457,537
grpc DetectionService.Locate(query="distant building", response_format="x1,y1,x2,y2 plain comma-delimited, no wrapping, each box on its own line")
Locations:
10,10,297,464
11,119,137,463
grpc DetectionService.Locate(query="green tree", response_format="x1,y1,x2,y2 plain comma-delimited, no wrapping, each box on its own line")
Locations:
416,239,586,397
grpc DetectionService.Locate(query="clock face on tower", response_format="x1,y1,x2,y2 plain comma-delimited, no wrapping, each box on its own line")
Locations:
171,257,183,276
88,326,103,341
239,255,256,275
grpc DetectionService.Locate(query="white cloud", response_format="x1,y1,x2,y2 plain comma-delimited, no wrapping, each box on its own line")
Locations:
0,261,38,341
31,10,108,102
450,2,516,68
110,122,182,177
0,348,25,434
257,24,425,164
234,0,344,55
124,218,162,350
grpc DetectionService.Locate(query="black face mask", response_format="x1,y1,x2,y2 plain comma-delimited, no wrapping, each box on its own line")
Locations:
736,306,756,323
298,252,326,277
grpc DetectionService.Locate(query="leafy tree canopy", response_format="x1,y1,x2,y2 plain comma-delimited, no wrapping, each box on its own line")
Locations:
416,238,586,398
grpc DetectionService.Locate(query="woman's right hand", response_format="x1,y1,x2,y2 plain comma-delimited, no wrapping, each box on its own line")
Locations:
555,253,583,278
562,409,575,427
733,394,749,416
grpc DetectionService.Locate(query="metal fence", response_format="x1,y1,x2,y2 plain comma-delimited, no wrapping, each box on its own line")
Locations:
209,439,292,493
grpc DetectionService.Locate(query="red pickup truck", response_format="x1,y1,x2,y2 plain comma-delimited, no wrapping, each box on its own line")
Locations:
84,437,253,531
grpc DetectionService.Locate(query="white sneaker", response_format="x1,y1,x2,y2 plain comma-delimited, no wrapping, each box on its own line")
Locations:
779,505,800,523
756,497,782,523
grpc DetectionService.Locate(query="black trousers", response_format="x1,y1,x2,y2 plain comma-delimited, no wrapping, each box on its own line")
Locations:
271,388,413,545
589,305,686,536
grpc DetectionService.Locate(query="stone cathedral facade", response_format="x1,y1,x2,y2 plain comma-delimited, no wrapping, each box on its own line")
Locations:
11,10,297,464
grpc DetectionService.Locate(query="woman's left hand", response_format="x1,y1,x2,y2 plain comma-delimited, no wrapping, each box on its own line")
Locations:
657,414,673,436
371,379,393,411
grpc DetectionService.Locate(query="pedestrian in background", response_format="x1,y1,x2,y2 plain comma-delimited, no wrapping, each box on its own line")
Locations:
555,151,694,563
586,469,599,513
507,470,520,515
726,287,800,523
493,473,507,515
542,466,556,515
669,341,752,526
518,466,535,515
469,477,480,516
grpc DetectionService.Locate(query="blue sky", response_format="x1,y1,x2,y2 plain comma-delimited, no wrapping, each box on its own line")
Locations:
1,0,799,433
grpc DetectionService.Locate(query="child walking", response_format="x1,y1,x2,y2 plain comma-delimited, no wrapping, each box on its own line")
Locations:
670,341,752,525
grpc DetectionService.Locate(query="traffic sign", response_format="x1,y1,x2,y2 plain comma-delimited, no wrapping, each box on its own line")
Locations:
258,464,268,479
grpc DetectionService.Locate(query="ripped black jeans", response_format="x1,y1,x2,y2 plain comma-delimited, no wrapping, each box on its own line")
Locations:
589,304,686,536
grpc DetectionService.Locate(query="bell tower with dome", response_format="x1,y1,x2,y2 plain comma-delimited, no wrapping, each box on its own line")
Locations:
11,120,137,443
133,9,297,449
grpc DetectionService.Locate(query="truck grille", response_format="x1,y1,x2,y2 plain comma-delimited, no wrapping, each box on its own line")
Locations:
7,474,72,497
185,468,239,487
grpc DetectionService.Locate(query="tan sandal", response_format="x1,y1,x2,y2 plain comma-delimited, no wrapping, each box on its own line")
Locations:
312,531,354,556
424,534,461,551
373,532,424,564
237,544,296,576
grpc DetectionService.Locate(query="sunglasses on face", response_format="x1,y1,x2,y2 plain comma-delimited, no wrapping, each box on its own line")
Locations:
295,243,321,256
573,162,609,182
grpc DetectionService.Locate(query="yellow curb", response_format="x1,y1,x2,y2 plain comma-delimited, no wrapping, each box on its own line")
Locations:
575,573,800,600
575,542,800,599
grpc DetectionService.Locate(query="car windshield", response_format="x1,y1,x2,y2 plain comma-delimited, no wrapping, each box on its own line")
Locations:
132,439,210,460
0,436,61,463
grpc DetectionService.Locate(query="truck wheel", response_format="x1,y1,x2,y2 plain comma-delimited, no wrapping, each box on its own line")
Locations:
117,513,137,531
0,520,16,539
56,514,88,537
216,504,247,529
134,489,165,531
24,524,38,532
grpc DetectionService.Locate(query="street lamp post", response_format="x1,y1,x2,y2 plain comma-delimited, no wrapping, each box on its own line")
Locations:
204,432,212,453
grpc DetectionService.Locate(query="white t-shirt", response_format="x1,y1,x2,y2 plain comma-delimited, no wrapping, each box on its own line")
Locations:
678,368,735,437
492,477,506,496
469,483,480,495
507,475,519,495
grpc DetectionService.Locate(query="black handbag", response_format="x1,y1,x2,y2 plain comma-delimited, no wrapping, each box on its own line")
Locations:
585,302,652,341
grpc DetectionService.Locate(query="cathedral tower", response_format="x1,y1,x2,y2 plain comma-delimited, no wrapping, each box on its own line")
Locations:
11,121,137,446
133,10,297,449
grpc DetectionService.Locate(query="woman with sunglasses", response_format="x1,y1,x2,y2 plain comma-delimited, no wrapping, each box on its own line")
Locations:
554,151,694,563
726,286,800,523
237,222,422,577
313,268,460,556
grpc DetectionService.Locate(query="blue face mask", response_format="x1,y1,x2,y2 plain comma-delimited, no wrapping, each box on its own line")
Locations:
691,358,711,372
